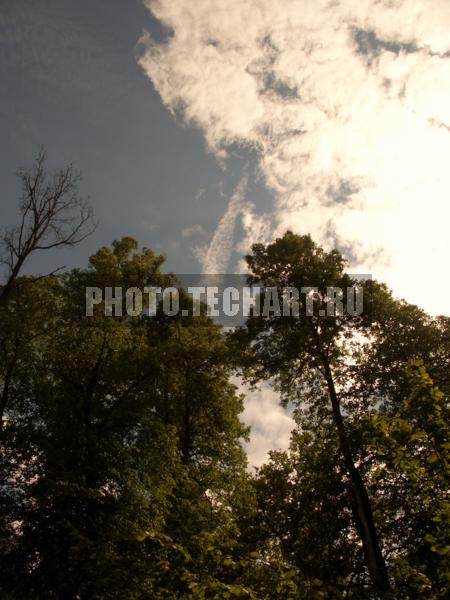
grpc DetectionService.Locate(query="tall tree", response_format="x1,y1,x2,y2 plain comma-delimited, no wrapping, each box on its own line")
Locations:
251,412,369,598
235,232,392,595
236,231,449,597
0,238,251,599
246,359,449,599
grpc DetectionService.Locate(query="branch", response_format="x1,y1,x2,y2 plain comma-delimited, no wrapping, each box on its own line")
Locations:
0,148,96,305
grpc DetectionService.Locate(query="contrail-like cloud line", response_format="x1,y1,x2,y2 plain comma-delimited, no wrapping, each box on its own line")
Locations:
201,174,248,275
138,0,450,315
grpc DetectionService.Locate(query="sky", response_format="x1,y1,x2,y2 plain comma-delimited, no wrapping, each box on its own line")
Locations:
1,0,449,466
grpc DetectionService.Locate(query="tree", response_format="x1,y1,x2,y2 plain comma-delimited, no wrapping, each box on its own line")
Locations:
234,232,391,595
2,227,447,598
362,360,449,598
0,240,176,597
234,231,449,597
0,149,95,305
246,361,449,599
0,238,252,599
251,414,369,598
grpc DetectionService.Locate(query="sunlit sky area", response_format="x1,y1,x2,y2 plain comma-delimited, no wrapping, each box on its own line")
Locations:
1,0,449,465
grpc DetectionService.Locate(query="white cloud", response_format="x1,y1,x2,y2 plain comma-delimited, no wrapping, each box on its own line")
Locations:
236,378,294,469
139,0,450,315
200,175,248,274
181,223,207,238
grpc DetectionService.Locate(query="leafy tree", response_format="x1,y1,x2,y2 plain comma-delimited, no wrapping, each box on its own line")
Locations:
0,238,251,599
234,232,391,594
1,226,448,599
362,360,449,598
246,361,449,599
234,231,449,597
252,416,367,598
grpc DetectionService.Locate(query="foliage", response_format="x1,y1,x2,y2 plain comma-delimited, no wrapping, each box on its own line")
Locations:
0,229,448,599
0,238,251,598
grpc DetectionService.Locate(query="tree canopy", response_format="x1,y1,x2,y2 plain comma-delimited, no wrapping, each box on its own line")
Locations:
0,182,448,599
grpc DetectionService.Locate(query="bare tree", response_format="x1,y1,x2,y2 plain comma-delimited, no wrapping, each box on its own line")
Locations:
0,148,96,304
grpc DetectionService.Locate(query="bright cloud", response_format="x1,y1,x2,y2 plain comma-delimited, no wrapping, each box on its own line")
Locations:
181,223,207,238
200,175,248,274
139,0,450,315
138,0,450,465
237,379,294,469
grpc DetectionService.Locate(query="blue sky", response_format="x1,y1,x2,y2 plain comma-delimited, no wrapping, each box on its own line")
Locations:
0,0,272,276
2,0,449,310
2,0,449,465
0,0,285,465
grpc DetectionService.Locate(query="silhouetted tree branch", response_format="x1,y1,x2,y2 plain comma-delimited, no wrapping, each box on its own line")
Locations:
0,148,96,304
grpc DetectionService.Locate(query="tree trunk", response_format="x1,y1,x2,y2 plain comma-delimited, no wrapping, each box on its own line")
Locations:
0,357,17,433
321,356,390,596
0,256,27,306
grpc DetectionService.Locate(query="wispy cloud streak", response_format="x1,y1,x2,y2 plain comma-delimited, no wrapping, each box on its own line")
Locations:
201,174,248,275
138,0,450,316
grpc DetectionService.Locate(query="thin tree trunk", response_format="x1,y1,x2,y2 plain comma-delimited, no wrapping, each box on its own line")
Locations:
321,356,390,596
0,357,17,433
0,257,27,306
181,402,191,464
